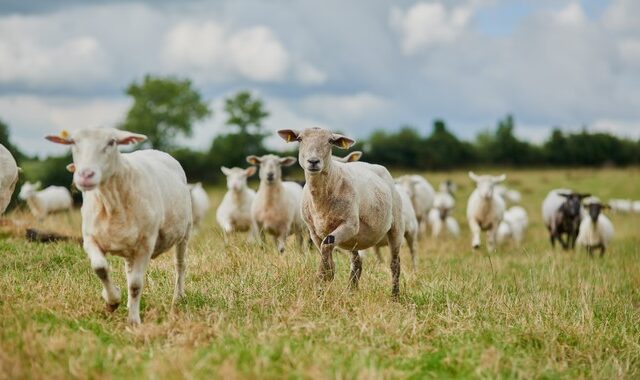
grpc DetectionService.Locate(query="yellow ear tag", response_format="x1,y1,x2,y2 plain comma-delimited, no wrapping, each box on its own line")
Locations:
60,130,70,139
342,140,349,149
287,134,292,142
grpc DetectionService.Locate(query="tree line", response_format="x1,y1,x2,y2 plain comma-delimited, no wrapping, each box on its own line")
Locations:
2,75,640,192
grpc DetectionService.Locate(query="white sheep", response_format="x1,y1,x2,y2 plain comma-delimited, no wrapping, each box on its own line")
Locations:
0,144,19,214
609,199,633,213
634,201,640,214
18,182,73,219
372,184,418,270
189,182,210,229
246,154,307,254
395,175,435,235
496,206,529,245
428,190,460,238
278,127,404,297
495,185,522,204
46,128,192,325
216,166,258,242
466,172,506,251
577,200,614,257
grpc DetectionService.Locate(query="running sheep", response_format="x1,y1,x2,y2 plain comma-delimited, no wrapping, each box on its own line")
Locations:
577,200,614,257
466,172,506,251
216,166,258,242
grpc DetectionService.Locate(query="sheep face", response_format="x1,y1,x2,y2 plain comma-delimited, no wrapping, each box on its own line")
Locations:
559,192,590,220
19,181,41,200
585,202,609,223
221,166,256,192
246,154,296,184
469,172,506,200
277,128,355,176
46,128,146,192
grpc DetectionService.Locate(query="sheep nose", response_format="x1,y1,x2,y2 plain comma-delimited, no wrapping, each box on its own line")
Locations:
78,169,95,179
266,173,275,181
307,158,320,166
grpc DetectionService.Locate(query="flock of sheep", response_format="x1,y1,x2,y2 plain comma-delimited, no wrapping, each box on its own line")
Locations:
0,126,630,325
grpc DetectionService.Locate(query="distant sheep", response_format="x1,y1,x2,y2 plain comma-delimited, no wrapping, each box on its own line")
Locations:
609,199,633,213
577,200,614,257
497,206,529,245
466,172,506,251
279,127,404,297
189,182,210,228
247,155,307,253
542,189,590,250
428,189,459,238
0,144,19,214
216,166,258,242
47,128,192,325
495,185,522,204
395,175,435,235
18,182,73,219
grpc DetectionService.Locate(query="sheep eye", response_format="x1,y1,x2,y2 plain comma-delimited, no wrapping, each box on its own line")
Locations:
108,139,116,147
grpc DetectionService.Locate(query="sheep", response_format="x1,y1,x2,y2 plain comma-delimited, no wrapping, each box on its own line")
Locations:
216,166,258,242
0,143,19,214
466,172,506,251
371,184,418,270
395,175,435,235
46,128,192,325
634,201,640,214
428,190,460,238
496,206,529,245
246,154,307,254
18,182,73,219
577,200,614,257
278,127,404,296
495,185,522,204
542,189,590,250
609,199,633,213
189,182,210,229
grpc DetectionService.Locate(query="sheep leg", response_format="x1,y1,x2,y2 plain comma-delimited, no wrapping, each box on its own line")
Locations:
275,233,286,254
468,219,482,249
125,253,151,325
486,227,497,252
374,246,384,263
173,238,188,304
84,238,121,311
349,250,362,289
318,243,335,282
406,231,417,271
387,226,402,298
249,221,260,244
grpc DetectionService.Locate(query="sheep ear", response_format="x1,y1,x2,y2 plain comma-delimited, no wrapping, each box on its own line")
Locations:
278,129,301,143
34,181,42,190
45,135,74,145
221,166,232,175
246,155,261,165
329,134,355,150
579,193,592,199
115,131,147,145
557,192,570,198
66,163,76,173
245,166,257,177
346,151,362,162
280,156,297,167
468,172,480,182
493,174,506,183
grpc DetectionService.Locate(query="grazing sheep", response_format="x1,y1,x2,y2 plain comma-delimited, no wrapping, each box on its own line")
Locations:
372,184,419,270
278,127,404,296
577,200,614,257
497,206,529,245
428,190,460,238
216,166,258,242
189,182,210,228
542,189,590,250
18,182,73,219
0,144,19,214
395,175,435,235
46,128,192,325
246,155,307,254
466,172,506,251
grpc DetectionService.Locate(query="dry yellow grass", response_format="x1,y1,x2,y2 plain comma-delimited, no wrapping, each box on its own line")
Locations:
1,168,639,379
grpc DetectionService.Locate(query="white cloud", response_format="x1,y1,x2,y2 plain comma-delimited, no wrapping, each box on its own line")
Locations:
552,2,586,27
592,119,640,139
390,1,481,54
300,93,390,124
0,96,128,156
294,62,327,86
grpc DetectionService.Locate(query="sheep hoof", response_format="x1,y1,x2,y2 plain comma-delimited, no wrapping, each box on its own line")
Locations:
323,235,335,245
105,302,120,313
472,244,480,250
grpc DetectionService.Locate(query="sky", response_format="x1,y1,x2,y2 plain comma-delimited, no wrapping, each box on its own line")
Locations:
1,0,639,157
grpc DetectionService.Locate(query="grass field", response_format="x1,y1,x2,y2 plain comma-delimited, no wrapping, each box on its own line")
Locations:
1,168,639,379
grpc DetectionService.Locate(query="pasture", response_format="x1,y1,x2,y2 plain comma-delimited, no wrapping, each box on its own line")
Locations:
1,168,639,379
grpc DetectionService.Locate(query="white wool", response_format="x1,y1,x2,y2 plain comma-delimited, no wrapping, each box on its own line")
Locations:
19,182,73,219
428,190,459,238
189,183,210,228
497,206,529,245
0,144,19,214
541,188,572,228
577,214,614,248
395,174,435,232
466,172,506,251
216,167,258,242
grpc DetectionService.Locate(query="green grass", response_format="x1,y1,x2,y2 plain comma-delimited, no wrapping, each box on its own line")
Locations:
1,168,640,379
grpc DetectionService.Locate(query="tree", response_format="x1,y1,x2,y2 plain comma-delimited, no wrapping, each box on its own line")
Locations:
121,75,211,151
424,119,475,169
209,91,270,168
